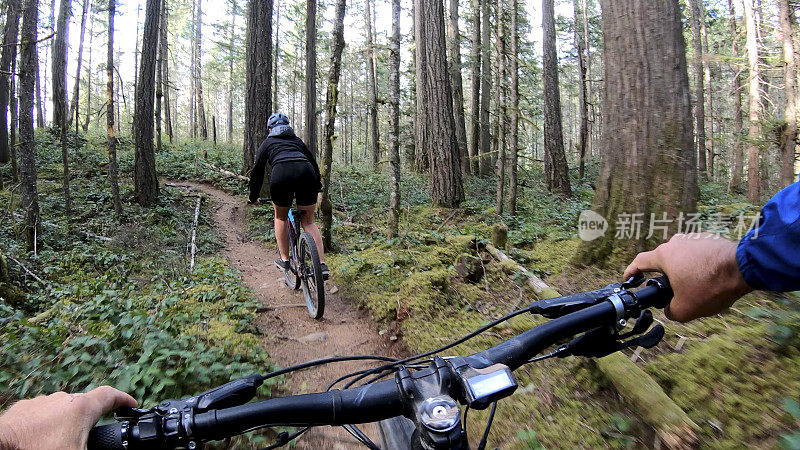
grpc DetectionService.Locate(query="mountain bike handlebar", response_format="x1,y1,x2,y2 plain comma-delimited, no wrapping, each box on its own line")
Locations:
88,275,672,450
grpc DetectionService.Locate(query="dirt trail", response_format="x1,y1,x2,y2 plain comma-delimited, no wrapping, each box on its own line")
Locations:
170,181,404,449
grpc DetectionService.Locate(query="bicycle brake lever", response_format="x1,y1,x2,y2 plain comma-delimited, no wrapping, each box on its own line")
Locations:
114,407,153,421
620,273,646,289
192,374,263,412
618,309,654,340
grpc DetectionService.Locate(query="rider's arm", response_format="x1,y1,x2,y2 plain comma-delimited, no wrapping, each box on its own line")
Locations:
0,386,136,450
624,179,800,322
736,180,800,291
248,140,270,203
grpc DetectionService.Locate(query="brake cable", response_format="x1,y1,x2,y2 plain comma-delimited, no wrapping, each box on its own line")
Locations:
476,402,498,450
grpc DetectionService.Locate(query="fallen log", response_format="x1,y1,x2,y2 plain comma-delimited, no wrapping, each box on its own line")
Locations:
200,161,249,182
189,196,202,272
481,242,698,449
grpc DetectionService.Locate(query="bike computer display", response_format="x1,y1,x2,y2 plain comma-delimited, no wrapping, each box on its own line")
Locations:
453,363,518,410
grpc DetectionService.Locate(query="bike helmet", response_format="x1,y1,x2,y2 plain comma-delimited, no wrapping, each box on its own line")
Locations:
268,112,290,129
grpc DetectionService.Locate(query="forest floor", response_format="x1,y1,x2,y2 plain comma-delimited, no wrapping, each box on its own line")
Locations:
169,180,406,449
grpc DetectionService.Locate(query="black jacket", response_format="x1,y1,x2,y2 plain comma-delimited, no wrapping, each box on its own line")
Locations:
248,126,322,202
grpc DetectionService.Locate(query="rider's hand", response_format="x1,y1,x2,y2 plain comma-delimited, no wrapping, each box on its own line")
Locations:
0,386,137,450
624,233,753,322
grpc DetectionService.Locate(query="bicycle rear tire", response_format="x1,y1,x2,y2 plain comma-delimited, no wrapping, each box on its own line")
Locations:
299,232,325,319
284,250,301,291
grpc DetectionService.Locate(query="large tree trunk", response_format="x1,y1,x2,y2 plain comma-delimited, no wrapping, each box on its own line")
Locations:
35,49,44,128
689,0,707,177
728,0,744,193
228,0,236,143
573,0,588,180
160,0,172,141
542,0,571,197
133,0,161,206
365,0,379,168
107,0,122,217
478,0,491,176
779,0,796,188
242,0,273,173
67,0,90,130
415,0,464,207
495,0,506,214
388,0,400,237
53,0,72,215
155,0,164,153
305,0,317,154
320,0,346,251
508,0,519,215
468,0,481,175
273,0,279,110
575,0,697,264
19,0,42,251
195,0,208,140
0,0,21,165
447,0,468,176
10,55,19,181
743,0,761,203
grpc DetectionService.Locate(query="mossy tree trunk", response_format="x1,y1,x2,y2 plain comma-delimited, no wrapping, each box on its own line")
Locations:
689,0,707,178
242,0,272,173
468,0,481,175
0,0,21,166
133,0,161,206
778,0,796,188
107,0,122,217
320,0,346,252
743,0,761,203
542,0,571,198
305,0,317,154
727,0,745,194
575,0,697,265
19,0,42,251
447,0,468,176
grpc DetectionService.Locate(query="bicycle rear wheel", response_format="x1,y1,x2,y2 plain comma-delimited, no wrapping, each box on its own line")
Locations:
298,232,325,319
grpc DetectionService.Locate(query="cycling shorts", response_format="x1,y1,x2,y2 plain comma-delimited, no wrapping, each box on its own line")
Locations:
270,161,319,207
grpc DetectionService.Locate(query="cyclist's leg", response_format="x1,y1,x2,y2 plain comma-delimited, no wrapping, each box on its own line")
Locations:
297,203,325,263
274,205,291,260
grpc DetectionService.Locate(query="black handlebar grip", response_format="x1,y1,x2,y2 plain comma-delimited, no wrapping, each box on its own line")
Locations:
87,423,126,450
635,276,673,309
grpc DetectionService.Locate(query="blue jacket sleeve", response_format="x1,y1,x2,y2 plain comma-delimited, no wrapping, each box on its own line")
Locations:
736,179,800,291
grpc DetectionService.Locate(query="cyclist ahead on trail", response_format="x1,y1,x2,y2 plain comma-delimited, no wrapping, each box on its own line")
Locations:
248,113,329,279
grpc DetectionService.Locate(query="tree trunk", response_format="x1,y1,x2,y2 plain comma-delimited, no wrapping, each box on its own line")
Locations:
415,0,464,207
195,0,208,140
779,0,796,188
478,0,491,176
575,0,697,264
388,0,401,237
243,0,273,173
19,0,42,251
320,0,346,251
508,0,519,215
82,10,94,133
743,0,761,203
10,55,19,181
728,0,744,193
468,0,481,175
689,0,707,177
365,0,379,168
305,0,317,154
228,0,236,143
413,0,429,173
542,0,571,197
155,0,164,153
495,0,506,214
67,0,90,130
133,0,161,206
700,1,713,178
53,0,72,215
273,0,279,110
447,0,468,176
212,115,216,145
160,0,172,141
107,0,122,217
0,0,21,165
35,49,44,128
573,0,588,180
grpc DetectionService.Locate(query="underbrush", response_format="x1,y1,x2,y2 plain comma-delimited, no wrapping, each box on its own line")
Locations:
1,132,275,411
